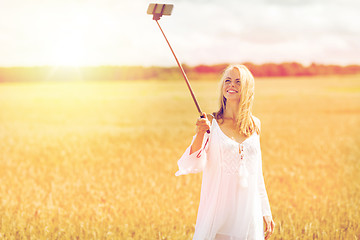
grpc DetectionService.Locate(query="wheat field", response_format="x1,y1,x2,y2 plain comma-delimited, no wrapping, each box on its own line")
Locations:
0,75,359,239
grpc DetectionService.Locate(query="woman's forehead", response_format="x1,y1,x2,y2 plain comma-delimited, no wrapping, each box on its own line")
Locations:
225,67,240,79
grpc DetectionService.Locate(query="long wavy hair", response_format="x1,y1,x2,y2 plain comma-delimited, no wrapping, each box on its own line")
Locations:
214,64,260,137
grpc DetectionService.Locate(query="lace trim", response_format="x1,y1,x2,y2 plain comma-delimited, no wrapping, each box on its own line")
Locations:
221,142,249,187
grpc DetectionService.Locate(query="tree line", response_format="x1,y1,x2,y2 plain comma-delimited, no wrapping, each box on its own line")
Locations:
0,62,359,82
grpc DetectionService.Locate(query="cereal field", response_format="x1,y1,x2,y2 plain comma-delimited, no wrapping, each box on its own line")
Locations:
0,75,359,239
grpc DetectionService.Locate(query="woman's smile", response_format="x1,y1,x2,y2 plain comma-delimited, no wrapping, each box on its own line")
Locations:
227,89,238,93
224,83,241,99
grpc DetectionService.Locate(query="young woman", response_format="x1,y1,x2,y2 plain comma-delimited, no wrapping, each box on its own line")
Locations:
176,65,275,240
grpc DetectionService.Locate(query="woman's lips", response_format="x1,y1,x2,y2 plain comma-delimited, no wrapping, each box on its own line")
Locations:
227,89,238,93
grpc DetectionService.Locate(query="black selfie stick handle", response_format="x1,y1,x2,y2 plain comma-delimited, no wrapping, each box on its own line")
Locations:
155,20,210,134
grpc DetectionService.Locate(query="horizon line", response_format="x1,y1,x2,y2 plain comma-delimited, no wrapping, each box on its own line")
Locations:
1,61,360,68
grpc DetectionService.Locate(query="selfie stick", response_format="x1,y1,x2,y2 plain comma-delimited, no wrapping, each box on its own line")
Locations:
147,3,210,133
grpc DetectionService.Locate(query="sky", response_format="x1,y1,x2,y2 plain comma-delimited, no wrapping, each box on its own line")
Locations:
0,0,359,67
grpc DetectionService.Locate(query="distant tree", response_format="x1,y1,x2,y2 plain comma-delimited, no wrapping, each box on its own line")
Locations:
0,62,359,82
344,65,360,74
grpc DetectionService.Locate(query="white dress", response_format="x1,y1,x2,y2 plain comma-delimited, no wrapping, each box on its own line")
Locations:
176,117,272,240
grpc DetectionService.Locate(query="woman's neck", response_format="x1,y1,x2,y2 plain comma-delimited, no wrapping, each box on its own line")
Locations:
223,100,239,121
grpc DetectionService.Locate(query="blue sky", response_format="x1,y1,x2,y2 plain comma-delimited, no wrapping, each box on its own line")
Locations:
0,0,359,66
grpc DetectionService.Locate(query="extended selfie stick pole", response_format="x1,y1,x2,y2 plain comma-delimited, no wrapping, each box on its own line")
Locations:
155,20,202,115
148,3,210,133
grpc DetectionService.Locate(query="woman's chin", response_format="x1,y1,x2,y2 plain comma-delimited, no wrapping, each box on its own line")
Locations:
224,96,240,102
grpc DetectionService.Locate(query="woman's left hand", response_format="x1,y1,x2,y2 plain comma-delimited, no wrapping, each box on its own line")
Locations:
263,216,275,240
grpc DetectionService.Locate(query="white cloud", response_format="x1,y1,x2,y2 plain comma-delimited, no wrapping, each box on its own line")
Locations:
161,0,360,65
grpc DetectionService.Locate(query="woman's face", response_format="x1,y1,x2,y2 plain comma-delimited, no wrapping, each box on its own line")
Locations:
222,67,241,102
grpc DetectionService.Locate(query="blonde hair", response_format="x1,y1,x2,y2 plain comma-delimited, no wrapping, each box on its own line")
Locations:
214,64,260,137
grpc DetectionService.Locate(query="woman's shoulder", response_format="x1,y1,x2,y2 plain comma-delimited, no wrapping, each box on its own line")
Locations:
251,115,261,129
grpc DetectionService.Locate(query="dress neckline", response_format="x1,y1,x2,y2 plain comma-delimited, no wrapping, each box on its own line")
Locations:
212,118,255,145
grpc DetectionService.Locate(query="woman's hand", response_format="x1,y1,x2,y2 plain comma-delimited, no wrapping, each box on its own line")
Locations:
263,216,275,240
195,113,211,134
190,113,211,154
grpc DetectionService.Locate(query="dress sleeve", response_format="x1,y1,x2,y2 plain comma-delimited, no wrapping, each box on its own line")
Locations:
254,116,272,217
175,133,210,176
257,151,272,217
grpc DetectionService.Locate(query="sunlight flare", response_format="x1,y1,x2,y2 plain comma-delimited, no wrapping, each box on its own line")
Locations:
51,31,86,67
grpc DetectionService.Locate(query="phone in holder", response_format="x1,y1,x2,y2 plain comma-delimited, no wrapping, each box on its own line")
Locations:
147,3,173,20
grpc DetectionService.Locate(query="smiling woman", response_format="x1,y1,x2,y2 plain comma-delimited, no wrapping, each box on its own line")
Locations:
176,64,275,240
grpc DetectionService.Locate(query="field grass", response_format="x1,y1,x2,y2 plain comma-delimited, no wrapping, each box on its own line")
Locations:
0,74,359,239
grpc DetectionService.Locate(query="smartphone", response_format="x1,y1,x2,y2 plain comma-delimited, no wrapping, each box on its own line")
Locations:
147,3,173,16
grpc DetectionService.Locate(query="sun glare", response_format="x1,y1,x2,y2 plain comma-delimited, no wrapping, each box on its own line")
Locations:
51,33,85,67
24,4,125,68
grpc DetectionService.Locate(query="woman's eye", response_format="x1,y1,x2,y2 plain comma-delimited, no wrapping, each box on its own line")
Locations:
225,80,231,83
236,81,241,85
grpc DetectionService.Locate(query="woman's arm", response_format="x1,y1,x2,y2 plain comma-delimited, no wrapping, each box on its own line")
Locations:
254,116,275,239
257,154,272,217
254,117,272,216
190,113,211,154
175,113,212,176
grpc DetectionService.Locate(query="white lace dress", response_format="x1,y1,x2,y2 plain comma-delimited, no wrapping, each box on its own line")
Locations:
176,117,272,240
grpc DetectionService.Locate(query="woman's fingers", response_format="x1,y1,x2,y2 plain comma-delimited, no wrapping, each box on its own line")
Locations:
196,118,208,125
196,114,210,133
270,219,275,234
265,220,270,240
265,220,275,240
197,124,210,133
263,216,274,240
